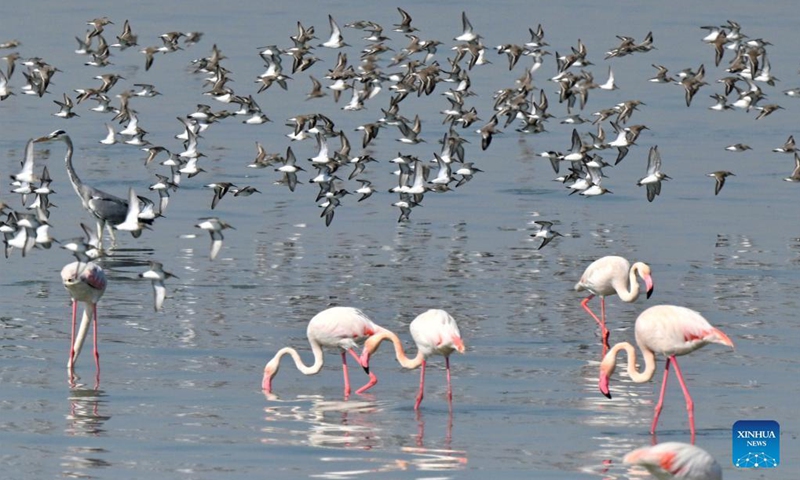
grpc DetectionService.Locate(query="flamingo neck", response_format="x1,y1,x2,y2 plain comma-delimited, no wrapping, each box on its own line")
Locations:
272,341,325,376
617,264,642,302
604,341,657,383
71,302,93,365
367,330,424,369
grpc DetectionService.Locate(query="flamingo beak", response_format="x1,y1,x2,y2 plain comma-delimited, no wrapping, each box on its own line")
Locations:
645,276,654,299
599,371,611,399
359,350,370,374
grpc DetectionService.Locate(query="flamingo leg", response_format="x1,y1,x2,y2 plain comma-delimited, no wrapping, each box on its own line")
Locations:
92,303,100,374
445,356,453,403
414,359,427,410
581,295,609,352
341,351,351,398
350,348,378,394
670,356,695,440
600,297,610,352
68,299,78,369
651,357,671,434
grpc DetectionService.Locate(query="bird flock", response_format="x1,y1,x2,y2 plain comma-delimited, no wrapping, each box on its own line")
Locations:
3,10,785,478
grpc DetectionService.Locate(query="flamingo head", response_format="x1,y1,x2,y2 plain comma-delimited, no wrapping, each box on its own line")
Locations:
262,359,279,392
598,353,616,399
359,336,382,374
637,263,654,299
452,335,466,354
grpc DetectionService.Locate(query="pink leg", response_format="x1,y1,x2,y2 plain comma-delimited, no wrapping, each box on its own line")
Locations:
600,297,610,352
92,304,100,374
445,356,453,403
581,295,609,351
346,348,377,394
414,360,427,410
341,351,351,398
670,357,695,440
68,300,77,369
651,357,671,434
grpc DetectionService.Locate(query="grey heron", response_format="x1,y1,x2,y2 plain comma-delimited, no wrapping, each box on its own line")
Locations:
34,130,152,249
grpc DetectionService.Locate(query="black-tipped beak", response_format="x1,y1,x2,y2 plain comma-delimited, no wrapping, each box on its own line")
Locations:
362,365,369,375
603,391,612,399
646,287,653,299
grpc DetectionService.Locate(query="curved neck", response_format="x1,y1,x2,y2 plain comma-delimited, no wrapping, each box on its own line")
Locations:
71,302,93,365
616,264,641,302
605,341,657,383
62,135,85,201
367,330,424,369
273,342,324,376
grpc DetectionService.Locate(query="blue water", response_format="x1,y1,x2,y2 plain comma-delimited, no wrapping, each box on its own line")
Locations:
0,1,797,478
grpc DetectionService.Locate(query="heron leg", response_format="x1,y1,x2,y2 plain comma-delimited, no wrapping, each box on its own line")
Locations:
670,357,695,440
95,220,104,251
414,359,427,410
106,222,118,249
651,357,671,434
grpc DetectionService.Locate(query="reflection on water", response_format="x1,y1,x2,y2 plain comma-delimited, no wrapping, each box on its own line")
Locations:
62,387,111,477
261,395,467,478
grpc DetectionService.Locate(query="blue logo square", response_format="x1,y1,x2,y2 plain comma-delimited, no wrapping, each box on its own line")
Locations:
733,420,779,468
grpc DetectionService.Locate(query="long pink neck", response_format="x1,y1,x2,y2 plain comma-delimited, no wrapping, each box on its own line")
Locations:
617,264,642,302
604,341,657,383
367,330,424,369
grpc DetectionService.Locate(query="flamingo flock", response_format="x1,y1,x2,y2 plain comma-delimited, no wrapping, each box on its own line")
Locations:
0,7,763,477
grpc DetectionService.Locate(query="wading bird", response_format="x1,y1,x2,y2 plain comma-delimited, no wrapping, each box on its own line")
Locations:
360,309,465,409
599,305,734,439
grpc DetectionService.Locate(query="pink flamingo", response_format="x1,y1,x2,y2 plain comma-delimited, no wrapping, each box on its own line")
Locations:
624,442,722,480
360,309,465,409
262,306,384,397
575,255,654,353
599,305,734,438
61,261,107,372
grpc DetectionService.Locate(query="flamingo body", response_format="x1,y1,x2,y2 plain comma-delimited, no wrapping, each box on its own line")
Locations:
61,261,106,372
575,255,654,352
262,306,384,397
624,442,722,480
599,305,734,438
361,309,465,409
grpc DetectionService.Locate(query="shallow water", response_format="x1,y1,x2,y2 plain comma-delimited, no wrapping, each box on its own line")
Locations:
0,1,798,478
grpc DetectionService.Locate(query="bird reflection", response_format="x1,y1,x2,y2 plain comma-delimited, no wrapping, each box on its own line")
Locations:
405,409,468,472
62,387,112,477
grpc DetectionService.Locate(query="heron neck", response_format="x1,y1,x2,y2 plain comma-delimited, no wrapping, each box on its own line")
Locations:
62,135,85,202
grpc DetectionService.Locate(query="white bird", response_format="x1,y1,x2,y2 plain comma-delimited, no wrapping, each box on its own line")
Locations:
61,261,106,372
624,442,722,480
195,217,233,260
139,260,176,311
320,15,348,49
360,309,466,409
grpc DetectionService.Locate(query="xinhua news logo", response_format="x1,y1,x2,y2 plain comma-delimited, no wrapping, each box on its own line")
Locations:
732,420,779,469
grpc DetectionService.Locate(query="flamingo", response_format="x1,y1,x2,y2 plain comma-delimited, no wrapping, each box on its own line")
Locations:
624,442,722,480
61,261,107,372
262,306,385,397
599,305,734,438
360,309,465,410
575,255,654,352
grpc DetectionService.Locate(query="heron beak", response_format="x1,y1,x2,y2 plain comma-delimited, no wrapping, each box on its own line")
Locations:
33,136,50,143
